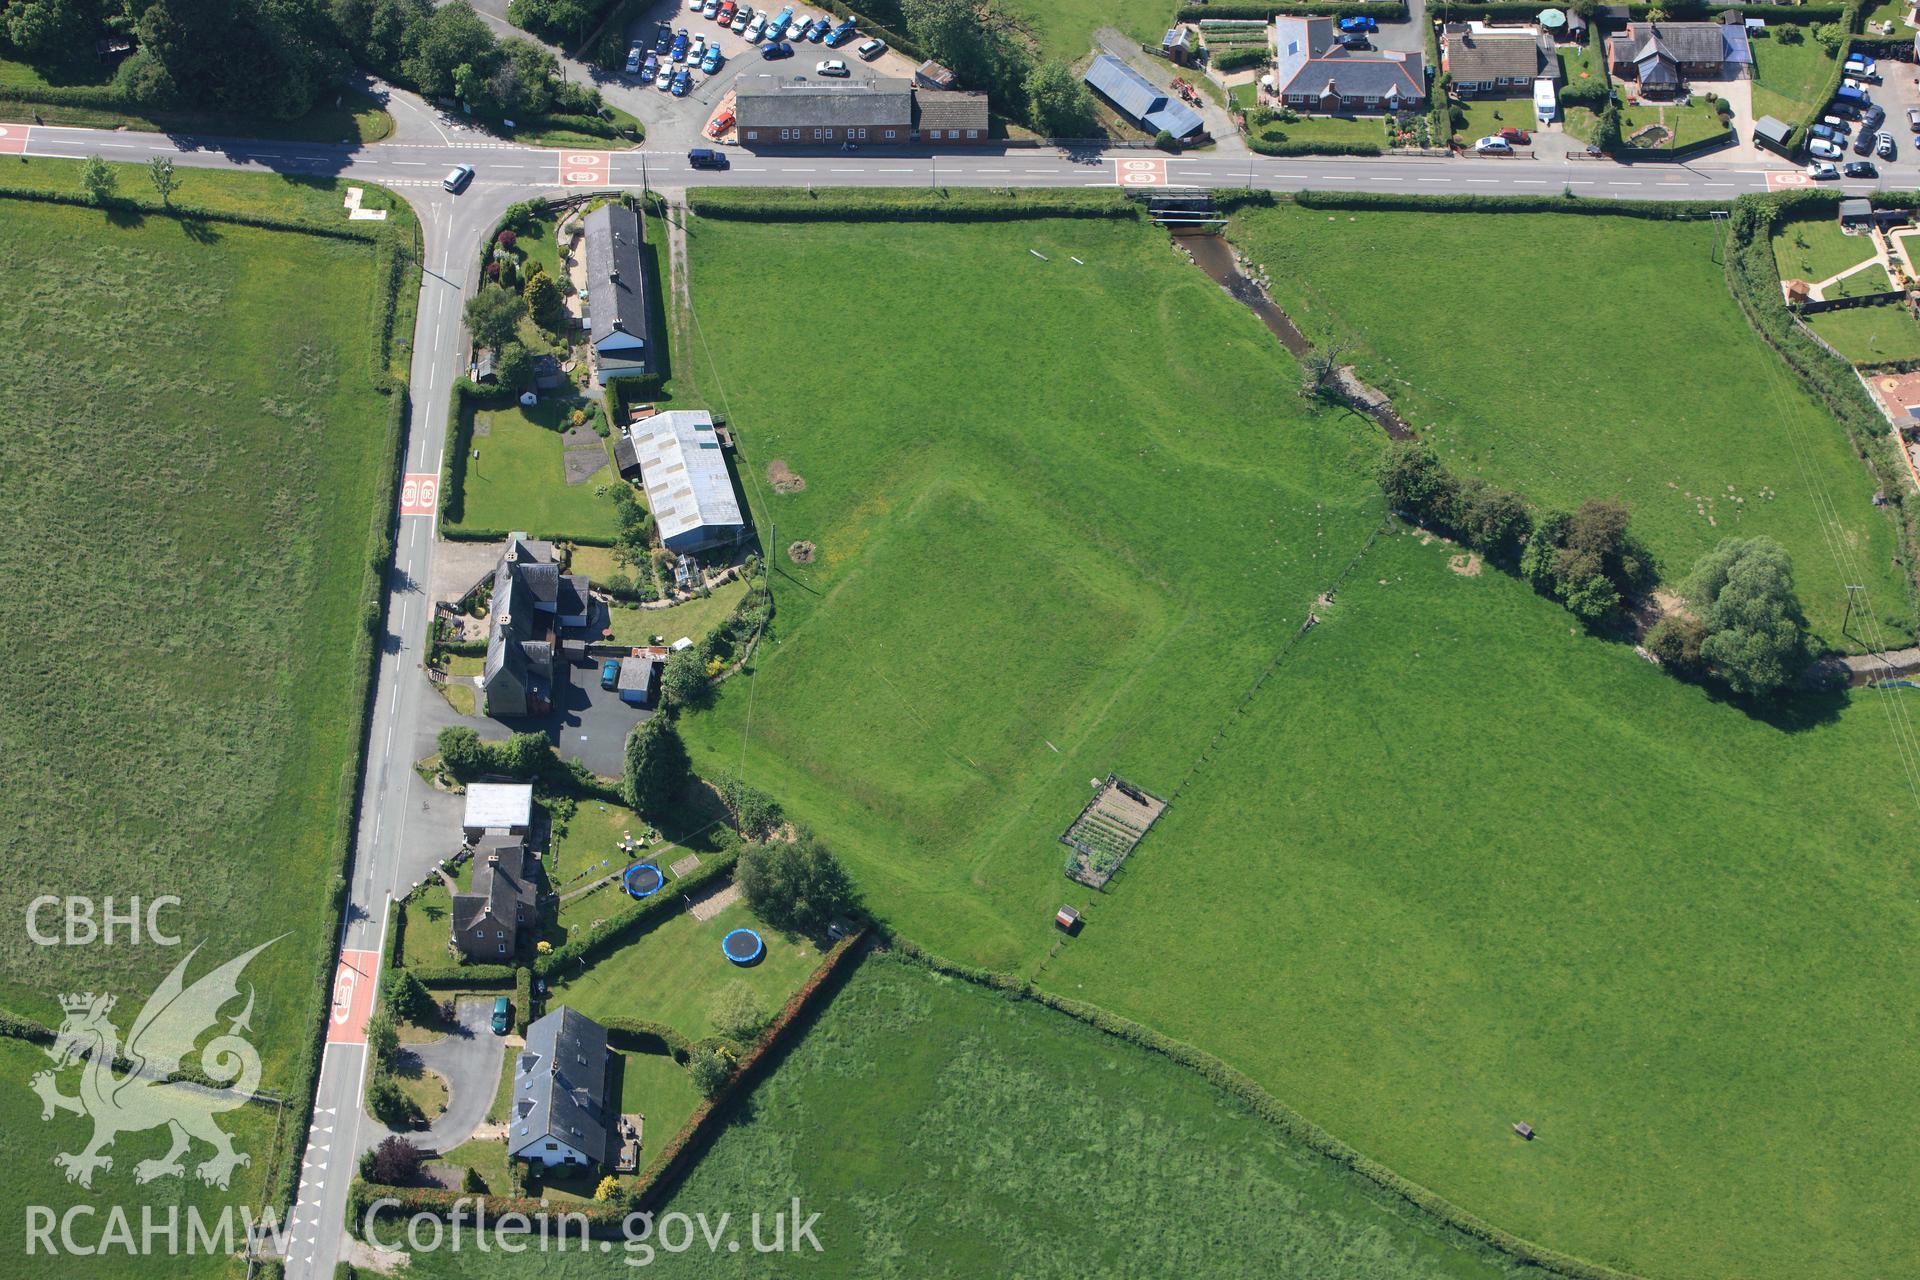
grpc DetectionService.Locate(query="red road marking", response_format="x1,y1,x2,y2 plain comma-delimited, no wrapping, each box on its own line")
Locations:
0,123,29,155
399,471,439,517
558,150,609,187
327,949,380,1045
1114,156,1166,187
1767,170,1813,192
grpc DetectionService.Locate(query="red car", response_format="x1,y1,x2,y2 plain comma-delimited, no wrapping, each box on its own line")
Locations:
717,0,736,21
1497,126,1531,145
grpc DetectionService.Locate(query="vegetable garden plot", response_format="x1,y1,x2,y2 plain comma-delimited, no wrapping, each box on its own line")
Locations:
1061,775,1168,888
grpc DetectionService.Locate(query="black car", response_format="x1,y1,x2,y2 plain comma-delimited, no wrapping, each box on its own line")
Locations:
1844,160,1878,178
1863,104,1887,130
1854,130,1877,156
1831,100,1863,120
687,147,730,170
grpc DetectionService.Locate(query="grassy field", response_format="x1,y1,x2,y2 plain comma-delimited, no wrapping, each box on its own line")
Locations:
1750,32,1836,125
453,399,622,541
0,172,402,1275
549,899,819,1042
1806,300,1920,360
1773,212,1880,283
1042,527,1920,1280
0,57,391,141
405,956,1548,1279
1226,201,1912,649
995,0,1173,62
675,210,1382,971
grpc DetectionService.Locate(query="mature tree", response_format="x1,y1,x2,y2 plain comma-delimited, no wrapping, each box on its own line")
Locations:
659,646,710,711
464,282,526,351
1685,536,1806,695
1645,612,1706,675
497,729,550,777
687,1045,731,1098
1024,58,1095,137
495,341,535,393
1450,477,1531,562
147,155,178,207
3,0,86,57
385,968,432,1022
136,0,341,119
709,980,768,1042
622,715,690,818
1375,440,1454,518
523,267,563,330
80,154,116,204
367,1074,422,1128
737,835,857,936
438,724,485,777
401,0,495,99
367,1134,424,1184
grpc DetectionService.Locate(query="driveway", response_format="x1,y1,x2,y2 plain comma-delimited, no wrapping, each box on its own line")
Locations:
497,657,653,777
406,997,510,1154
1368,0,1426,56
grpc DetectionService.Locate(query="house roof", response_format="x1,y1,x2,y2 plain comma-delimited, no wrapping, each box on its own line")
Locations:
509,1007,612,1165
626,410,745,546
915,59,957,88
1082,54,1204,137
464,782,533,831
914,89,989,132
1443,28,1551,82
618,655,659,695
582,204,653,362
557,573,590,619
1273,21,1426,102
452,841,536,934
734,74,914,128
1625,20,1750,65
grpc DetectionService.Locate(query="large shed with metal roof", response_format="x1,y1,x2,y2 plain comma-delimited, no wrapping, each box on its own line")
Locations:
1081,54,1205,138
625,409,745,553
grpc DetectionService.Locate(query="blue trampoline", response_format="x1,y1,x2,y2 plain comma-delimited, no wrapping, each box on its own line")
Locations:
623,863,664,899
722,927,764,965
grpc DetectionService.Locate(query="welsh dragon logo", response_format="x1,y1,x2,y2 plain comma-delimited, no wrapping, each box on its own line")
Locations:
30,939,280,1190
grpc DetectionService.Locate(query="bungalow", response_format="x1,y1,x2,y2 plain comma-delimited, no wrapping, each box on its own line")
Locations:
915,89,990,144
508,1007,614,1169
582,203,655,383
1608,18,1752,95
1271,17,1426,114
1441,25,1558,97
480,533,591,719
450,835,539,960
1083,54,1206,138
735,73,915,146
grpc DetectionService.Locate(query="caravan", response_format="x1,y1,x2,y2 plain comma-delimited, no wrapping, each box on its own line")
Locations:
1533,76,1557,125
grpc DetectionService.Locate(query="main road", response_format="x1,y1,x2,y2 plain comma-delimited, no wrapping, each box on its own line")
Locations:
0,109,1857,1276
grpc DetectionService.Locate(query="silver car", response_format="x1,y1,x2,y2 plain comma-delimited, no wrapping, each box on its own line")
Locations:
730,4,752,31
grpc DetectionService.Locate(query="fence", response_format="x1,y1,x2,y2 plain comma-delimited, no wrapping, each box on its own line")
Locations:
1798,289,1911,313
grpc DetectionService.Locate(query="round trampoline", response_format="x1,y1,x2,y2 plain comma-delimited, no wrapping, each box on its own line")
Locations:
722,928,765,966
623,863,664,899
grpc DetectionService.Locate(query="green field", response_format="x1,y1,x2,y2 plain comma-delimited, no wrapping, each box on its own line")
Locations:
676,209,1381,971
549,899,820,1042
1225,201,1912,649
453,399,622,541
1807,300,1920,361
607,577,749,647
405,956,1543,1279
1044,527,1920,1280
994,0,1173,62
1750,32,1836,126
0,170,404,1274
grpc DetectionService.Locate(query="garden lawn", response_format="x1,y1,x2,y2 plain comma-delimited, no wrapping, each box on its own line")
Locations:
1044,527,1920,1280
1772,212,1880,283
676,209,1381,972
1227,201,1912,649
452,399,622,542
1750,31,1836,126
548,899,820,1042
1826,261,1895,297
615,1049,701,1157
1251,113,1384,151
1449,95,1532,144
1806,300,1920,360
994,0,1174,61
403,956,1544,1279
606,577,749,647
1616,94,1728,150
0,176,402,1276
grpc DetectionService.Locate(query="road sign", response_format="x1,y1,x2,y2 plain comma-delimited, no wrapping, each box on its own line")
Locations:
1114,157,1166,187
0,124,29,155
326,949,380,1045
1766,170,1813,192
559,150,609,187
399,471,439,517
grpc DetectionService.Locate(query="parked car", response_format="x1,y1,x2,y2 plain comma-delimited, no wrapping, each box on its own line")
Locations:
490,997,510,1035
687,0,702,10
1877,130,1897,159
443,163,475,192
745,13,766,38
1810,136,1844,159
1335,32,1371,48
1907,106,1920,131
643,53,659,79
688,146,730,168
1806,160,1840,180
1852,129,1876,155
1835,84,1870,107
1473,135,1512,154
1830,99,1862,120
807,15,831,39
1846,53,1877,72
656,64,674,89
1821,115,1852,135
761,38,792,57
731,6,753,32
671,29,690,59
1337,14,1376,31
1862,103,1886,129
856,36,885,58
672,66,693,94
1809,123,1843,143
702,0,719,15
1844,160,1878,178
708,107,736,134
768,5,793,35
816,57,848,76
702,44,723,72
601,658,622,690
825,18,857,45
1497,126,1530,144
626,43,644,72
718,0,736,21
689,32,707,59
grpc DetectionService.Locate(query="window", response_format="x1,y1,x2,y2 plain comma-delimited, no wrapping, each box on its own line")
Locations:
498,943,507,953
854,127,866,139
745,129,758,140
545,1142,557,1151
884,128,896,138
966,129,978,139
813,127,824,139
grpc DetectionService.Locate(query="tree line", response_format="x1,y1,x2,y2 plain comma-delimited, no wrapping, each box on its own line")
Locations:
886,0,1100,139
1378,441,1808,696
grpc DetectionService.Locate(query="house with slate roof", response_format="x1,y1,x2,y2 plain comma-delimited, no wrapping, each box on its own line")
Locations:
450,835,540,960
736,74,914,146
582,203,655,383
1608,17,1752,96
509,1007,614,1169
1271,18,1426,114
482,533,592,719
1441,25,1559,97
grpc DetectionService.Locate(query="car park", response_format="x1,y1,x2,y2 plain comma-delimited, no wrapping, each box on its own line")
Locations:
1836,84,1869,107
690,32,707,57
1831,99,1861,120
1810,136,1844,159
626,43,643,72
701,44,723,72
653,25,672,53
688,146,730,168
857,36,885,58
1810,123,1843,143
769,6,793,35
817,58,848,76
1877,131,1896,159
443,163,475,192
1844,160,1878,178
761,39,792,57
1806,160,1840,180
1473,135,1512,154
672,66,692,95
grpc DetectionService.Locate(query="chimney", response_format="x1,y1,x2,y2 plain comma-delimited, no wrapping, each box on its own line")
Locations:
487,853,500,866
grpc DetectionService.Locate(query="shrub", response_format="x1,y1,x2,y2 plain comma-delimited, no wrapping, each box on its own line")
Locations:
367,1075,423,1128
688,1045,731,1097
709,980,769,1041
737,835,858,936
438,725,485,777
622,715,690,819
367,1135,424,1185
80,154,116,205
594,1174,621,1202
385,969,433,1023
497,228,518,249
715,769,783,839
1645,613,1707,674
495,342,535,393
660,646,710,710
365,1012,399,1071
462,1165,488,1194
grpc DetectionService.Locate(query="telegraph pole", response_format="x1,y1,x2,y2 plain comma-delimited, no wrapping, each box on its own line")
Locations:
1843,584,1864,636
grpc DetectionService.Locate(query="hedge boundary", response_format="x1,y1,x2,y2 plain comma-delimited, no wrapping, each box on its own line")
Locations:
686,186,1140,221
1176,0,1404,19
1247,135,1384,156
882,935,1642,1280
1223,187,1722,220
532,853,738,976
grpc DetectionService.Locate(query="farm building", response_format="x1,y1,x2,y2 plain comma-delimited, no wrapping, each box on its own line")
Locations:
1082,54,1206,138
463,781,534,839
509,1007,614,1169
582,203,655,382
625,410,746,553
1271,18,1426,114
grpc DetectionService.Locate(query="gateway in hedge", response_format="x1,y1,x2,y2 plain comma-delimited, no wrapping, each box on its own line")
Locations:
1271,17,1426,114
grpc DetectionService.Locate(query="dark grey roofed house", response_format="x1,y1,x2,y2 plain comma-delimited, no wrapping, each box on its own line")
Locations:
509,1007,614,1168
480,532,591,718
450,836,539,960
1442,26,1557,92
914,89,990,140
1272,17,1426,113
734,74,914,146
582,204,654,381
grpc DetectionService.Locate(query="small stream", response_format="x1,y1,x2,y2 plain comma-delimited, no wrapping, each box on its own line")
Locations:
1177,230,1415,441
